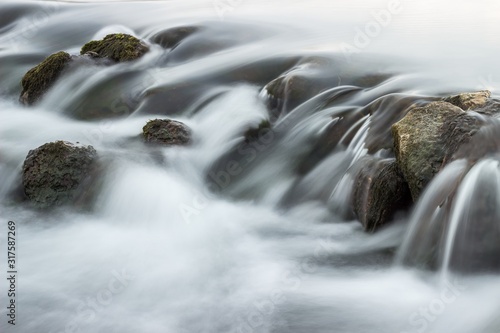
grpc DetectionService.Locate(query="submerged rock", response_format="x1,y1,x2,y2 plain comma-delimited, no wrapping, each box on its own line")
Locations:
151,26,199,49
392,101,484,200
265,68,334,116
352,158,412,232
20,51,71,105
22,141,97,208
80,33,149,62
142,119,191,146
443,90,491,111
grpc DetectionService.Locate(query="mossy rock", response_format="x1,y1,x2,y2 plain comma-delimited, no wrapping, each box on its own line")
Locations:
392,101,484,201
20,51,71,105
142,119,191,146
22,141,97,208
80,33,149,62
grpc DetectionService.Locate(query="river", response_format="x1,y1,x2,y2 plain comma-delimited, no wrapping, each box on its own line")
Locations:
1,1,500,332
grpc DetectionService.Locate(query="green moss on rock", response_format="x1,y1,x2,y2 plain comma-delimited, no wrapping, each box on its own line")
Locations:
80,33,149,62
20,51,71,105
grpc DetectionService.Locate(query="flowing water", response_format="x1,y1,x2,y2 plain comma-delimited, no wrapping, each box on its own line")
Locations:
1,1,500,332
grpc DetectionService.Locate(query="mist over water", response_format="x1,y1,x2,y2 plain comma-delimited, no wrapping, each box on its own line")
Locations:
1,1,500,332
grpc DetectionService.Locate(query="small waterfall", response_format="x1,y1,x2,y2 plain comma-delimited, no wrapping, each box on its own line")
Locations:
396,157,500,276
442,158,500,275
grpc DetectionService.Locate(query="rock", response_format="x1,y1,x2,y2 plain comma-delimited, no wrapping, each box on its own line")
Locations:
142,119,191,146
443,90,491,111
352,158,412,232
392,101,484,200
80,33,149,62
22,141,97,208
20,51,71,105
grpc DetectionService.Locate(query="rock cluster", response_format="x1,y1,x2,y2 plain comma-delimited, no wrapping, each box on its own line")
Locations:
20,118,190,208
19,34,149,106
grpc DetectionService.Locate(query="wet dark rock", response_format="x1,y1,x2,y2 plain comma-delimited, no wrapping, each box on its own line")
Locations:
151,26,199,49
22,141,97,208
20,51,71,105
443,90,491,111
142,119,191,146
352,158,412,232
392,101,484,200
80,33,149,62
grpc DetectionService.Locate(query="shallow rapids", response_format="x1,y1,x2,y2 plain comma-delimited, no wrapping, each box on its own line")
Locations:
1,1,500,333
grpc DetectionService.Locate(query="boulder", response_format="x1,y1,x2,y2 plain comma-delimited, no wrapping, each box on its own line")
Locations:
443,90,490,111
20,51,72,105
392,101,484,200
22,141,97,208
352,158,412,232
80,33,149,62
142,119,191,146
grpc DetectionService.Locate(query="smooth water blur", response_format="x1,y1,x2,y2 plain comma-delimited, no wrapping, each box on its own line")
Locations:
1,1,500,332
